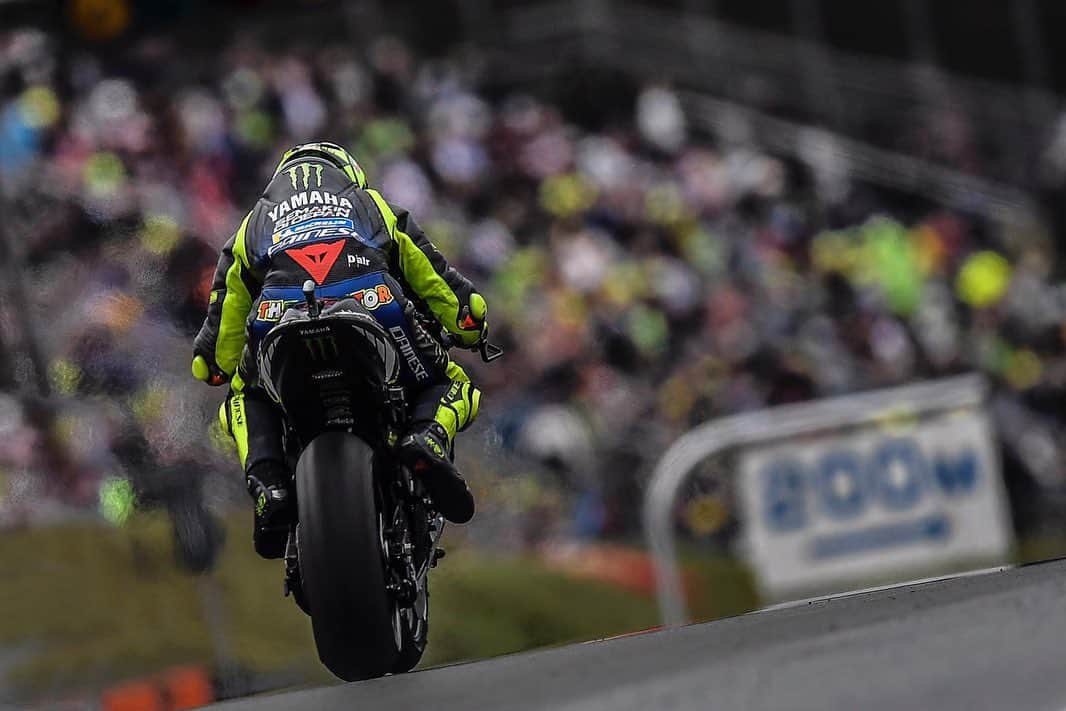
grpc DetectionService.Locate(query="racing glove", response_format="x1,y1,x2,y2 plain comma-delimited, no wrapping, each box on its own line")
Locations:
454,293,488,349
192,353,228,387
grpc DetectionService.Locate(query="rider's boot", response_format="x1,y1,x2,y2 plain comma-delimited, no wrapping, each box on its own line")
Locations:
398,420,475,524
246,459,292,559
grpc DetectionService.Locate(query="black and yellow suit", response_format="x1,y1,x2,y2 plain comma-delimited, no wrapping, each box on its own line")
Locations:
192,144,484,474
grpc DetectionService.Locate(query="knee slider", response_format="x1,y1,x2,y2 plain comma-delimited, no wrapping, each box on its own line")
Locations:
463,383,481,430
438,381,480,433
219,390,251,468
218,400,232,437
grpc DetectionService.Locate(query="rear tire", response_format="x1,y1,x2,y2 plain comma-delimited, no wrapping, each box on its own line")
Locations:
296,431,398,680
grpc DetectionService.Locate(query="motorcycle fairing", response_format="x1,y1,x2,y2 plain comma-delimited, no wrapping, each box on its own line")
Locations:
250,271,433,388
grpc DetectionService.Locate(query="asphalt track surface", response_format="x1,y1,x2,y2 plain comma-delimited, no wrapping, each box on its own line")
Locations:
216,559,1066,711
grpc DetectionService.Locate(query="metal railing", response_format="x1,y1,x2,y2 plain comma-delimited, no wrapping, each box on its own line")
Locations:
642,374,988,626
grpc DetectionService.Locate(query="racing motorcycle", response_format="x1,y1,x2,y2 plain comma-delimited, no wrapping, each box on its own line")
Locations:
257,279,502,681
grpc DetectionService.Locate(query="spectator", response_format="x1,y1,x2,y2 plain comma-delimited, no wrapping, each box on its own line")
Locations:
2,28,1064,538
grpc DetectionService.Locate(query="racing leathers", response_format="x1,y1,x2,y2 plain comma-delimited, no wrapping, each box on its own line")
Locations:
192,143,486,557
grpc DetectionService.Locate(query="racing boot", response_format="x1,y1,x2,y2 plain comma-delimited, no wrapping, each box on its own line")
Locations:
246,459,292,559
398,421,475,524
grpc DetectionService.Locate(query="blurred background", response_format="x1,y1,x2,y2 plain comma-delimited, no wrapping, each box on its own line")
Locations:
4,0,1066,706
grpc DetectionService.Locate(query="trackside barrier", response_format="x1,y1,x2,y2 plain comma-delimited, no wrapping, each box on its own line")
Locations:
643,374,991,626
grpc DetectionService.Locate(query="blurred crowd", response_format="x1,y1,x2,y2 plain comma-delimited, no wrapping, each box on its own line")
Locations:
2,25,1066,539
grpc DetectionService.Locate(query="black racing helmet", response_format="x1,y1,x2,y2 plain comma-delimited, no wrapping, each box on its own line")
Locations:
273,141,367,188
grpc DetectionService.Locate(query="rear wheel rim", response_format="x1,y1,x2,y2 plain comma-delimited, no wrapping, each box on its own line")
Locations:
380,510,405,653
392,606,404,651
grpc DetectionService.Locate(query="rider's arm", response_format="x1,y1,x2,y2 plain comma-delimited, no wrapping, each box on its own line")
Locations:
192,211,261,383
365,189,487,347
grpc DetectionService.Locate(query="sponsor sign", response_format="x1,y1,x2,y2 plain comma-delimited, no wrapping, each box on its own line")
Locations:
738,410,1012,600
269,218,359,256
253,283,393,323
257,299,285,322
352,285,394,310
273,204,352,231
272,217,354,243
268,191,353,223
389,325,429,381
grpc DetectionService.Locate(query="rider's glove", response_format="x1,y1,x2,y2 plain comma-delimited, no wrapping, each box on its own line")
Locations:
454,293,488,349
192,352,228,387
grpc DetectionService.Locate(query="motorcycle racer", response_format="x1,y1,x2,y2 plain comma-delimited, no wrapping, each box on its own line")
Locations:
191,142,487,558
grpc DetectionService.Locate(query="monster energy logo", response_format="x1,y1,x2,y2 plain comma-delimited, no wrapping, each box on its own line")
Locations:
288,162,324,190
304,334,338,361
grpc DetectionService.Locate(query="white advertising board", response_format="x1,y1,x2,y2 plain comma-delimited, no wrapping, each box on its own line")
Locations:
738,410,1012,600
